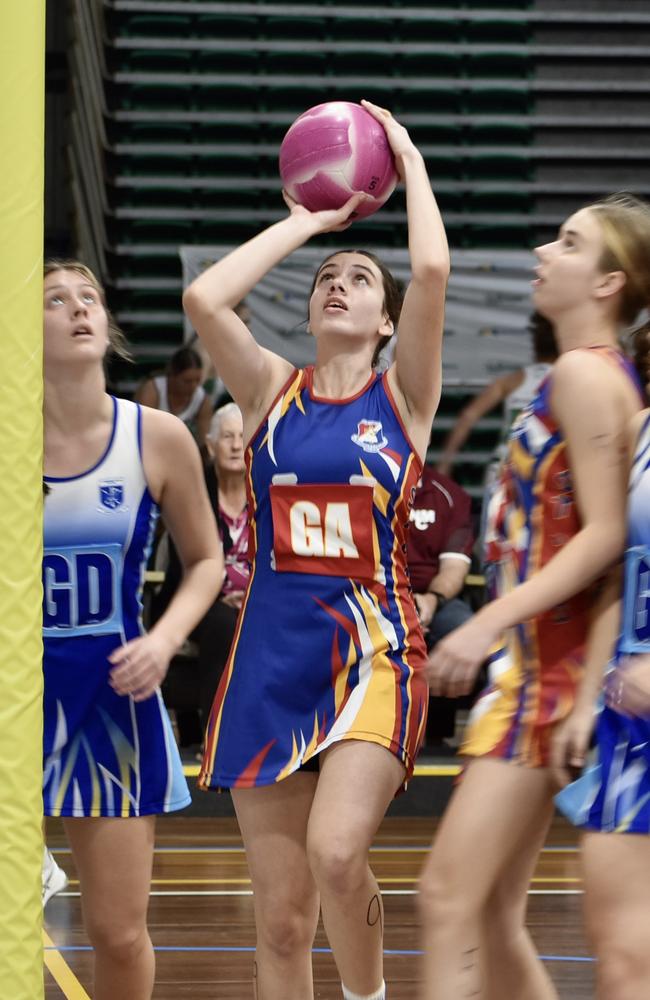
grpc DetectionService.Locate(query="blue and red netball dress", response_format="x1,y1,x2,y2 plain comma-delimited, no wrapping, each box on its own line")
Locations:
199,367,428,790
43,397,190,817
463,347,642,768
557,413,650,833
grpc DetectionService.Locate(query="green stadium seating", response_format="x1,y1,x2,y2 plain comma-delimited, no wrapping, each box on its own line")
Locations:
112,14,192,38
111,82,191,112
463,19,530,43
113,49,193,74
394,86,462,114
196,50,260,75
194,15,261,39
266,50,328,76
465,190,533,213
327,50,391,78
463,88,532,114
193,82,259,112
327,18,396,42
399,51,463,77
264,16,327,40
398,19,462,43
464,153,532,180
466,51,531,78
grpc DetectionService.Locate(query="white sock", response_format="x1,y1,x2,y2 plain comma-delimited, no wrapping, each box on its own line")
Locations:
341,981,386,1000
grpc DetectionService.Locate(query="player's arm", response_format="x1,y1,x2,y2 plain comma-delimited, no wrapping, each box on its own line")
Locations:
428,351,630,696
414,557,470,630
437,371,523,475
182,192,369,422
134,377,159,408
109,410,224,701
360,104,449,449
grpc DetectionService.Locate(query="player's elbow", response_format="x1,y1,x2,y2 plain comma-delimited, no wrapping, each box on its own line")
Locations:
411,259,450,287
182,284,212,327
595,520,627,568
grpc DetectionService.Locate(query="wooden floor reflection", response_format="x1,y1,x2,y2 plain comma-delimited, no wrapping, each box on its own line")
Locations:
43,814,592,999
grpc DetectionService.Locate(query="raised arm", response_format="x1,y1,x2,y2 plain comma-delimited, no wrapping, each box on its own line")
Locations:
360,103,450,441
182,193,368,425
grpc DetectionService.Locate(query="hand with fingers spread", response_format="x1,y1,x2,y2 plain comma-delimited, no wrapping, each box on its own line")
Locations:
426,613,499,698
360,99,420,179
282,189,372,234
109,631,177,702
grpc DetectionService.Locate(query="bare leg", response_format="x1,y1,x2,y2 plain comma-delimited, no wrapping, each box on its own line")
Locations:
583,830,650,1000
64,816,155,1000
418,758,559,1000
231,773,320,1000
307,740,405,995
482,798,557,1000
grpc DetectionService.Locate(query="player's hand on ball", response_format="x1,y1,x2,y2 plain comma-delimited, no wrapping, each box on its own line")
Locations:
426,615,497,698
282,189,371,232
108,632,176,702
360,100,418,178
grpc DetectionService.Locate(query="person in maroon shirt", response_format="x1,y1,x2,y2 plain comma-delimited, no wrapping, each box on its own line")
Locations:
407,465,476,745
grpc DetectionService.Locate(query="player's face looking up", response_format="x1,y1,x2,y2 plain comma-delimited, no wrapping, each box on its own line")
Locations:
532,208,614,321
308,252,394,349
43,268,109,367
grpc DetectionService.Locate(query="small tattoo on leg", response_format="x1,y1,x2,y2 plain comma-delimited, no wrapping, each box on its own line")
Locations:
367,893,384,936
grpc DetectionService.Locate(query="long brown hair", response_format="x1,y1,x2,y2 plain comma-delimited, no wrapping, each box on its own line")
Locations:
44,259,131,361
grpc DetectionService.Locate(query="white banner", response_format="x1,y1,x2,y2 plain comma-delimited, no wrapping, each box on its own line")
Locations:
180,245,537,384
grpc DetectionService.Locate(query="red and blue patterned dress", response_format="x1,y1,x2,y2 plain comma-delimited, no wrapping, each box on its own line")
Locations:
199,366,428,790
463,347,642,767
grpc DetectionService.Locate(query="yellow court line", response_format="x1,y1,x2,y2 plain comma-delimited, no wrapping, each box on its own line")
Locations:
43,930,91,1000
182,763,461,779
63,875,582,887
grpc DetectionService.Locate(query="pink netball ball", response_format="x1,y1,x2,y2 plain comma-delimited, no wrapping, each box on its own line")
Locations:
279,101,398,220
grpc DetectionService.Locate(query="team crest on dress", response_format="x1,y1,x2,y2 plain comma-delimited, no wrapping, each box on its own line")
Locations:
351,419,387,453
99,480,124,510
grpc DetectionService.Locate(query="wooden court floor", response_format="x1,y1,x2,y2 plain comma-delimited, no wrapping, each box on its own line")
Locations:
43,814,594,999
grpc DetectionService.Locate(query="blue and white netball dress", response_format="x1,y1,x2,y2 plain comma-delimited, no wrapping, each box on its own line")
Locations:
199,367,428,791
556,412,650,834
43,397,190,818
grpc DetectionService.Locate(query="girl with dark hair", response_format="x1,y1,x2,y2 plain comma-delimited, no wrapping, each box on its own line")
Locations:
42,260,222,998
420,194,648,1000
184,101,449,1000
135,344,214,450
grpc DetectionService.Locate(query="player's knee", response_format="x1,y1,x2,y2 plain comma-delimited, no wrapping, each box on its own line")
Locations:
307,834,367,897
256,897,317,961
417,865,468,929
596,935,650,999
85,913,149,965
